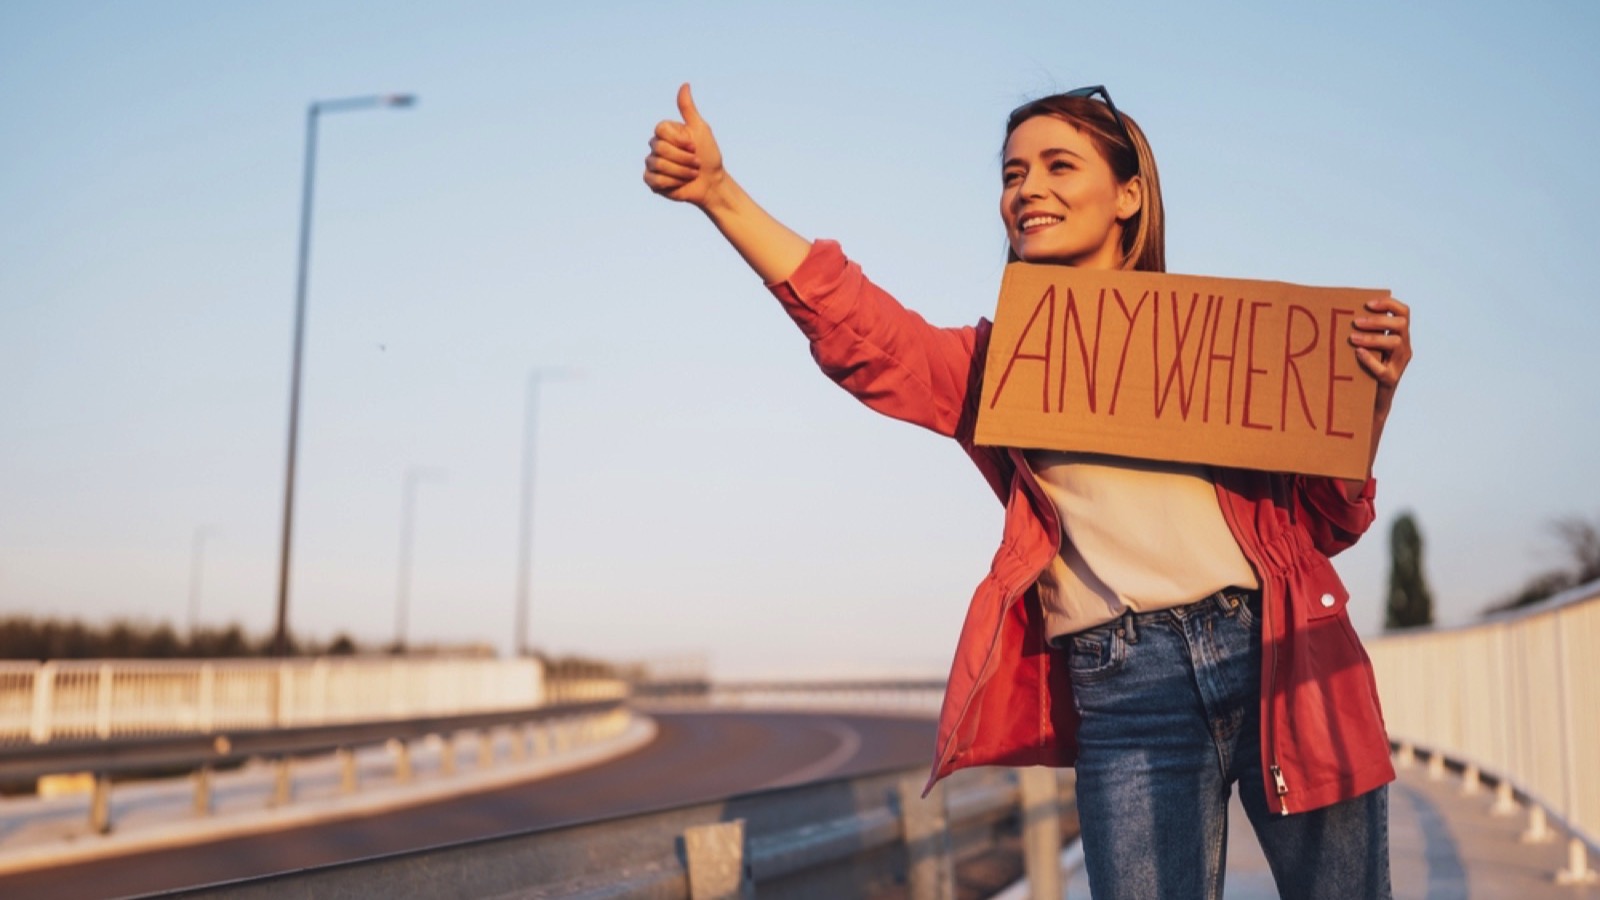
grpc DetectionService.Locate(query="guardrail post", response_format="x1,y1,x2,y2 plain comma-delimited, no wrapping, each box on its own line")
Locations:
194,766,213,814
898,777,955,900
683,819,751,899
441,734,457,776
272,758,294,807
338,747,359,794
1019,768,1063,900
90,772,112,834
478,729,494,770
391,738,413,783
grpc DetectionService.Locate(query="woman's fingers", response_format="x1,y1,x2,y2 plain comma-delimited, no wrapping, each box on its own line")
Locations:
649,135,699,168
1350,295,1412,393
653,119,696,152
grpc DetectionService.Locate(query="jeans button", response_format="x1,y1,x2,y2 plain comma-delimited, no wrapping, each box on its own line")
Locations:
1320,593,1336,608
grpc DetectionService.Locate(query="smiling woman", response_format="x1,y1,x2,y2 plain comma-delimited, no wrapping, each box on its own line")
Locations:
1000,88,1162,272
643,82,1412,900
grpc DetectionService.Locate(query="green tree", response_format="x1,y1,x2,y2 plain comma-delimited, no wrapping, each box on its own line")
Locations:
1385,512,1434,629
1487,513,1600,614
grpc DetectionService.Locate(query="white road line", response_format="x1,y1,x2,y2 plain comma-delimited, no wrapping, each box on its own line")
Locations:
755,717,863,789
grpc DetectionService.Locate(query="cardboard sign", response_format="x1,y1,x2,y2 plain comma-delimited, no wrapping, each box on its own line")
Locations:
974,264,1385,480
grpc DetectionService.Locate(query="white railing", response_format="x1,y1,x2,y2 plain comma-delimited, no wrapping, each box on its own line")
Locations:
1368,578,1600,885
0,657,561,745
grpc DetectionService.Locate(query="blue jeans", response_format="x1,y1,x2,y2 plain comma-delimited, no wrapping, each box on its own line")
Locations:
1066,589,1391,900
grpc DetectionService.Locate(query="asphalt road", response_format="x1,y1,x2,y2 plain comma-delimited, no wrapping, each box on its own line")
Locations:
0,710,937,899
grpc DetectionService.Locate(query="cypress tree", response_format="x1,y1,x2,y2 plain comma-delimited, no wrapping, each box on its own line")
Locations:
1385,512,1434,629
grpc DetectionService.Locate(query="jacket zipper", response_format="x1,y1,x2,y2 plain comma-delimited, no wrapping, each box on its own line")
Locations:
931,453,1060,785
1213,473,1290,816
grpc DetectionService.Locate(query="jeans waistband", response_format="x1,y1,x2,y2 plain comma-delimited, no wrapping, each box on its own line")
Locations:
1109,587,1259,643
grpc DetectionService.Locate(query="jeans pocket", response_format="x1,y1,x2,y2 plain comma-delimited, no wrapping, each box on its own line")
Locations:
1068,625,1126,684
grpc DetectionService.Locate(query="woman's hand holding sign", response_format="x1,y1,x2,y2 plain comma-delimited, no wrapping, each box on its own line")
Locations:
1351,297,1411,416
644,83,809,284
1344,296,1412,496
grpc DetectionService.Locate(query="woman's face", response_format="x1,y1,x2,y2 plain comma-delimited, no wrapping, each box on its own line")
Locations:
1000,115,1140,270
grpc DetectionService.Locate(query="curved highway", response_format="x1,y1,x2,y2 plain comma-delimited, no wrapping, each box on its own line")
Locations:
0,710,937,899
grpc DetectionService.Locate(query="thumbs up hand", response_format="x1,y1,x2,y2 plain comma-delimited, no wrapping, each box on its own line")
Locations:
644,83,726,208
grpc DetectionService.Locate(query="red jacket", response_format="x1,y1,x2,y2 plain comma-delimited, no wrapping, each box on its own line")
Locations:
768,241,1396,815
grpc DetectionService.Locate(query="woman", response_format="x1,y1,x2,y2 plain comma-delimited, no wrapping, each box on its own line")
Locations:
644,82,1411,899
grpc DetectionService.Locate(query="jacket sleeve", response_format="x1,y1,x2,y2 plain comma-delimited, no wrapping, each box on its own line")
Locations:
1293,475,1377,557
766,240,980,439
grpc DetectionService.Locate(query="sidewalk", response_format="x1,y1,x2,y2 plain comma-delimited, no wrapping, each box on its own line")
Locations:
0,713,656,875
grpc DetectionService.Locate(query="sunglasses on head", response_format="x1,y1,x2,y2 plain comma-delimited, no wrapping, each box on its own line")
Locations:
1061,85,1138,174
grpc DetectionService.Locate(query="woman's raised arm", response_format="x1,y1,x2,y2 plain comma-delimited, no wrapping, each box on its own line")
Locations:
644,83,811,285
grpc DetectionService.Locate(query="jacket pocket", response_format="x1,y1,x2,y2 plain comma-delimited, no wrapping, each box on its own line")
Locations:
1299,554,1350,621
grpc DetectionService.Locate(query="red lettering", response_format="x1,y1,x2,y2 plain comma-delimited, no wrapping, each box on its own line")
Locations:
1056,287,1104,413
1279,304,1319,432
1240,300,1272,431
1154,291,1211,420
1203,296,1243,424
1106,288,1151,416
988,285,1056,411
1325,308,1358,439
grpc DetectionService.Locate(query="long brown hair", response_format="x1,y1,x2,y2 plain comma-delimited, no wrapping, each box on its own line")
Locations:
1003,93,1165,272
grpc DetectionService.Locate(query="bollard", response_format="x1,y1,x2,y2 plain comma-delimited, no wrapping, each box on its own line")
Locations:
1522,805,1552,843
272,758,294,807
1019,768,1063,900
338,747,359,794
1395,742,1415,768
1426,750,1446,781
1460,763,1480,795
90,772,112,835
1557,837,1599,885
193,766,213,815
1491,780,1518,816
898,777,955,900
683,819,751,899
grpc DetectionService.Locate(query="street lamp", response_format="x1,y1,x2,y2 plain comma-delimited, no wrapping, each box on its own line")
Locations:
187,526,218,641
395,466,446,654
513,367,572,658
271,93,416,658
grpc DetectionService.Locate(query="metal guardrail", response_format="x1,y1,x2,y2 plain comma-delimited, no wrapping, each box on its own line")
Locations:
1368,577,1600,885
148,761,1075,900
0,698,629,836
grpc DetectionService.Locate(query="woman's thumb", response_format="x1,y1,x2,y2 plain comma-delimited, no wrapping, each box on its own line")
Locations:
677,83,703,127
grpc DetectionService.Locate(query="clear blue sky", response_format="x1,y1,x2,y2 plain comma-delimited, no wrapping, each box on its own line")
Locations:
3,1,1597,677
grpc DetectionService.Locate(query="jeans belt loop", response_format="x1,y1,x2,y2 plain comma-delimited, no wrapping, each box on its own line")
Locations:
1120,608,1138,644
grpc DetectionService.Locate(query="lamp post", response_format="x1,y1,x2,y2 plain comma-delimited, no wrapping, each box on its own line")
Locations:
395,466,446,654
271,93,415,658
187,526,218,641
513,367,572,658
